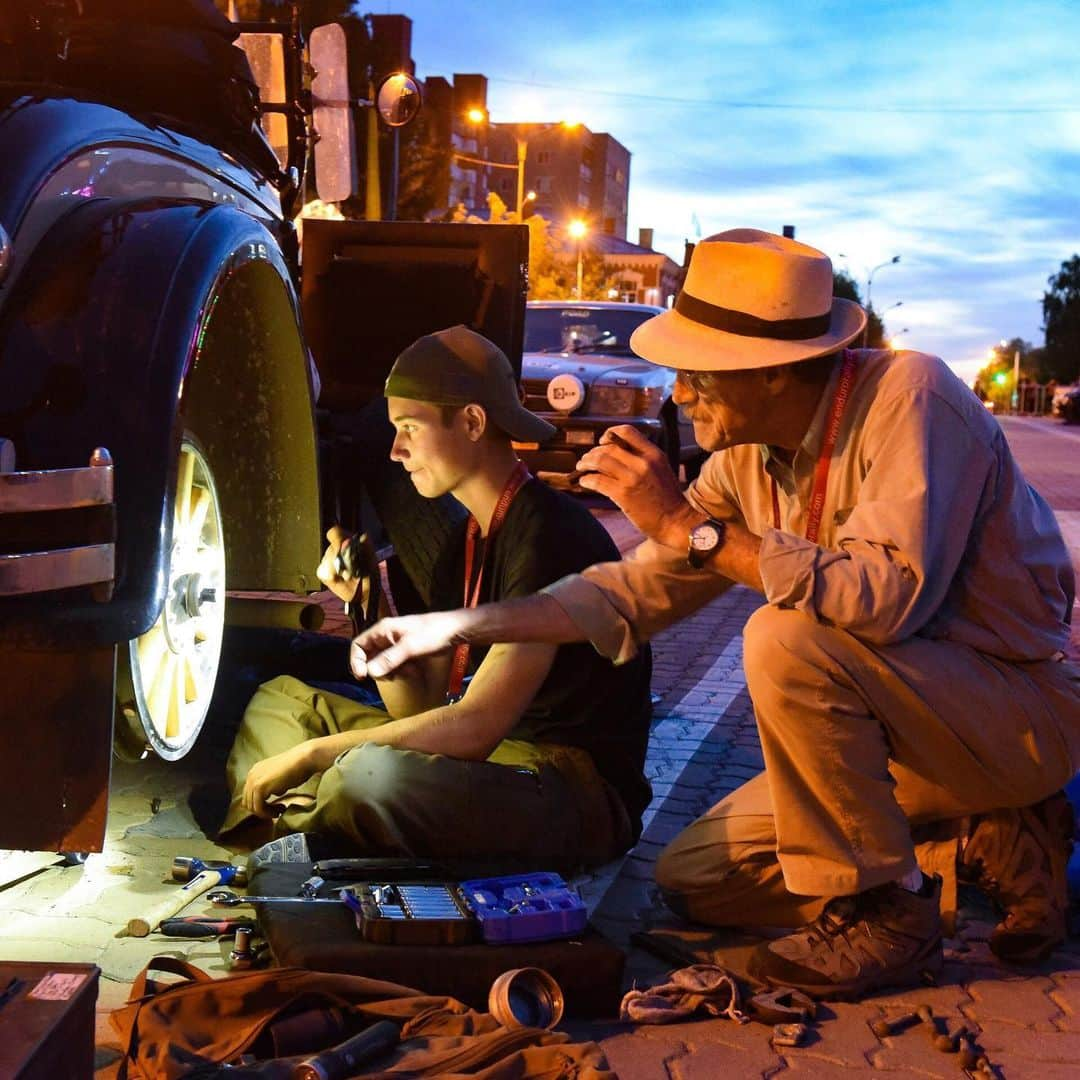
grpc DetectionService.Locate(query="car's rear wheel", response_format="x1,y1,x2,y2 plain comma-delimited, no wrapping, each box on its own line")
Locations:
115,434,226,761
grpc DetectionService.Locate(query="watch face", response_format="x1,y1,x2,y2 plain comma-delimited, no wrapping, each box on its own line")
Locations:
690,523,720,551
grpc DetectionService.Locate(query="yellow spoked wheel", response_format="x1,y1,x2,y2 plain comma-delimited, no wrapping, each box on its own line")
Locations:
117,435,225,761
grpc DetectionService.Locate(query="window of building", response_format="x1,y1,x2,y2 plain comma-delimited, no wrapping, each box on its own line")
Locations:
614,168,625,184
603,217,616,234
578,192,589,207
536,150,551,165
536,176,552,194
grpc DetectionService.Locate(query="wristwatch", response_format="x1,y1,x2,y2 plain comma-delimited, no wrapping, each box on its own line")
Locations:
688,518,726,568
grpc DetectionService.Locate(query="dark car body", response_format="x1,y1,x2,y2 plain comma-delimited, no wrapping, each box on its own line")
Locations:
518,300,699,474
0,5,528,852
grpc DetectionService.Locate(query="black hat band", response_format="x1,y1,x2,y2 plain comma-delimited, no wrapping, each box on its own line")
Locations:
676,290,832,341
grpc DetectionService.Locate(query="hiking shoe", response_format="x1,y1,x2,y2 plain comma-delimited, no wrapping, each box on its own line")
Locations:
747,875,943,1001
248,831,311,871
960,792,1074,963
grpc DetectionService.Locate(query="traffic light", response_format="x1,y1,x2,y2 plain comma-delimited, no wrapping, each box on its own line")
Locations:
994,371,1008,386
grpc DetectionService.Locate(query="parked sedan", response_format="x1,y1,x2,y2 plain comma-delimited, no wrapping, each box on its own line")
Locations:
518,300,702,475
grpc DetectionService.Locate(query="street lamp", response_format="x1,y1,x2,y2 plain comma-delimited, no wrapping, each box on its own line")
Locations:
862,255,901,347
568,218,587,299
460,114,579,219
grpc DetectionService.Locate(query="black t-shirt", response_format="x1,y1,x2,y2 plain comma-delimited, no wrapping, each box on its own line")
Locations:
429,478,653,833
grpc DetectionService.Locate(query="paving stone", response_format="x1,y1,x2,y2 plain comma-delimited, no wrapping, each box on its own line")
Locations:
963,975,1062,1030
597,1031,689,1079
866,1040,956,1076
670,1036,780,1079
981,1056,1080,1080
862,984,973,1016
972,1017,1080,1059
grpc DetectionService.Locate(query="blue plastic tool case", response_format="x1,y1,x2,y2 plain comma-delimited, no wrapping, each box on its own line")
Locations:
343,872,587,946
460,872,588,944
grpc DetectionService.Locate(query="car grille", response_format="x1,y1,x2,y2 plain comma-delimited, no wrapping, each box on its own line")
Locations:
521,378,551,412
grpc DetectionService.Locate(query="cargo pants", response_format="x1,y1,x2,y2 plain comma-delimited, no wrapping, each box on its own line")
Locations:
220,675,632,869
656,605,1080,930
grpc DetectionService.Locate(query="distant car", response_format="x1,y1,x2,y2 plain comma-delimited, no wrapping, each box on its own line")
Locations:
518,300,702,475
1051,382,1080,423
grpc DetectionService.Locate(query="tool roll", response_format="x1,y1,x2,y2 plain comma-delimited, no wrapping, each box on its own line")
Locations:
248,859,626,1018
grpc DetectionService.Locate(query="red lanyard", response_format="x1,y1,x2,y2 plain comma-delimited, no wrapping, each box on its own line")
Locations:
446,461,531,701
770,349,857,544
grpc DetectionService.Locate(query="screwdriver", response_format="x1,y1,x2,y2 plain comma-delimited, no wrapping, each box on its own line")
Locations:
159,916,257,938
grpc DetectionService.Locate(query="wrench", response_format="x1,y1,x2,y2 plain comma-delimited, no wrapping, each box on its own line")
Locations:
207,888,345,907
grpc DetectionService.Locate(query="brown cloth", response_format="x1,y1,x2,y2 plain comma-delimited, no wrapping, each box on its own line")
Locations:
620,964,750,1025
110,955,613,1079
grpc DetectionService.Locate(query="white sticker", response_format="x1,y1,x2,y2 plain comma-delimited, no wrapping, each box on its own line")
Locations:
29,972,88,1001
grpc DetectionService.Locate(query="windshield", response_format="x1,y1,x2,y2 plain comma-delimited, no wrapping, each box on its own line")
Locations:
524,306,657,354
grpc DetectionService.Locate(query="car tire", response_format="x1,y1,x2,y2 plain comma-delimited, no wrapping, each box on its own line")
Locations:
115,432,227,761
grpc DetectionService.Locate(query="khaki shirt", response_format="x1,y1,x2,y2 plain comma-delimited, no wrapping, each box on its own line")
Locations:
544,350,1075,665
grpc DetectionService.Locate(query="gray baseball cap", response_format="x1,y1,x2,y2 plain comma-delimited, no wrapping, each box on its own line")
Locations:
384,325,556,443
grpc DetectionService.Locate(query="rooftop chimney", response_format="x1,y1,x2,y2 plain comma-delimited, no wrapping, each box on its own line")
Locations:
638,227,654,250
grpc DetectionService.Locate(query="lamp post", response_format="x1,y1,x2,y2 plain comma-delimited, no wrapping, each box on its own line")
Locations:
862,255,901,347
462,113,579,219
568,218,587,299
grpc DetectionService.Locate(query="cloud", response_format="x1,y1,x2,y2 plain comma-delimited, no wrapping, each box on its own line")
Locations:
403,0,1080,368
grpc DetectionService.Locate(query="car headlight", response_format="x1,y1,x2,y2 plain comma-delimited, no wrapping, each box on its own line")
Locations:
589,384,664,417
588,385,638,416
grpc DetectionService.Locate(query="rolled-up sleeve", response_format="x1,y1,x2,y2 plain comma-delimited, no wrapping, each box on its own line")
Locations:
542,463,743,663
759,387,996,644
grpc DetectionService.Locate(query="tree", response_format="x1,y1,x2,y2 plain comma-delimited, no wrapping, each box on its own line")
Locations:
1042,255,1080,384
395,110,452,222
449,194,619,300
974,338,1038,412
832,270,886,348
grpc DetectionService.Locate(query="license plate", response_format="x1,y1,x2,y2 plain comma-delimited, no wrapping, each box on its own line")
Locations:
565,430,595,446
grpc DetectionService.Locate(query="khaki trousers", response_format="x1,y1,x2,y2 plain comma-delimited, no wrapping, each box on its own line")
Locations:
656,606,1080,930
220,676,631,869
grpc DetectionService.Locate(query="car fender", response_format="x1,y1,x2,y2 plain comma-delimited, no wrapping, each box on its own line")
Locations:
0,197,321,647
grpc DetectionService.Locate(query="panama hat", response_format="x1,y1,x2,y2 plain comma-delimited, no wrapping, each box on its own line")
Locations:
385,325,556,443
630,229,867,371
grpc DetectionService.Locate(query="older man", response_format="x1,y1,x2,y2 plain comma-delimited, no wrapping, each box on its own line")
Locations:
352,230,1079,1000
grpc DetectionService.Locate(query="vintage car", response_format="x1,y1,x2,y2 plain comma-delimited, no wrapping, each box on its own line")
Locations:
0,0,528,853
519,300,701,476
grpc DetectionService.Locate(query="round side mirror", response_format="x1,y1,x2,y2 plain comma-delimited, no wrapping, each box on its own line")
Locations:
376,72,422,128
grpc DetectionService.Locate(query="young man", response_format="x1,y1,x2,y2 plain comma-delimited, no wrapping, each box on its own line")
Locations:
351,231,1079,1000
220,325,653,869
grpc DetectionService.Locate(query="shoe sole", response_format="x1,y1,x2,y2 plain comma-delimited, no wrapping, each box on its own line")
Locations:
754,937,944,1003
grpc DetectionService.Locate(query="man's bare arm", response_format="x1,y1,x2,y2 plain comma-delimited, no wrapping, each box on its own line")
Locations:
577,425,764,592
351,593,580,679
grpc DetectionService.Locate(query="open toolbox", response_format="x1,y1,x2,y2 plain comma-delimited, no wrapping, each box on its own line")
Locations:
342,872,587,946
460,872,588,944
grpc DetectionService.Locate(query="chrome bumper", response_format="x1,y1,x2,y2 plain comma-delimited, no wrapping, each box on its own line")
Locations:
0,446,115,597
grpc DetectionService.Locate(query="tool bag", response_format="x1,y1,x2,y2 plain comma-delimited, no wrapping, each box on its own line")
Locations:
110,955,613,1079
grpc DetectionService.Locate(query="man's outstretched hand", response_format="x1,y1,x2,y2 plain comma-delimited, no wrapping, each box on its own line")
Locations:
577,425,699,548
351,611,464,679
